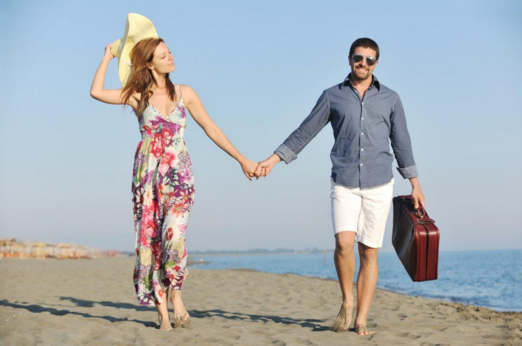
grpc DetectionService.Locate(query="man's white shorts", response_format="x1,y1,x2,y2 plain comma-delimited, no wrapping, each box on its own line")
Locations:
330,178,394,248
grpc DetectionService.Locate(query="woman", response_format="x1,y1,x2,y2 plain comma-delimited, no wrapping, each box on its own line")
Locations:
90,38,258,331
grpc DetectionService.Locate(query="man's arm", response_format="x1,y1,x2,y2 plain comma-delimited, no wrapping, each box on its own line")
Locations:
255,91,331,177
390,95,425,209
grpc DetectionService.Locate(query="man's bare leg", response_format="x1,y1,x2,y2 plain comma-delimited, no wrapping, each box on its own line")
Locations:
332,231,356,332
354,242,379,335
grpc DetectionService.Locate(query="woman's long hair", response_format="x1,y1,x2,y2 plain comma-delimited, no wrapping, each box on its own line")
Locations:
122,38,176,115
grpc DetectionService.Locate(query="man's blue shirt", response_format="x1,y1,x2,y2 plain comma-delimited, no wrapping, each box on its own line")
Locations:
275,75,418,188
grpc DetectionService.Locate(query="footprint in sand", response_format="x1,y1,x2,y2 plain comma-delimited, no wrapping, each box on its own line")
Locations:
397,332,422,340
294,339,318,346
494,324,510,329
482,334,514,341
271,340,286,346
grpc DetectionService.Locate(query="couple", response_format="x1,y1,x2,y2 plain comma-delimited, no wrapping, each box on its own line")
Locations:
91,18,425,334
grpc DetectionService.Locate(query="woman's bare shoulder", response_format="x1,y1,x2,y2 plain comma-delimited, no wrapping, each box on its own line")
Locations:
180,84,197,93
179,85,198,103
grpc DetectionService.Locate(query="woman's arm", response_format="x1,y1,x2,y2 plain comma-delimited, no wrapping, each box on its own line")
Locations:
182,85,258,180
90,43,136,107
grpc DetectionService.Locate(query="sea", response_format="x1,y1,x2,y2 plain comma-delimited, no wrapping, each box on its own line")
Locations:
192,249,522,312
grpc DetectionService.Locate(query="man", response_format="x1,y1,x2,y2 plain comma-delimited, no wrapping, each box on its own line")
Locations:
255,38,425,336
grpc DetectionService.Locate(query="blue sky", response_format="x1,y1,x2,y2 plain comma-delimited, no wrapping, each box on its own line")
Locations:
1,0,521,253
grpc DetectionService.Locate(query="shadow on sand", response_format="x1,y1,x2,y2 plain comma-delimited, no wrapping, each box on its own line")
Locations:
0,299,157,328
1,297,331,331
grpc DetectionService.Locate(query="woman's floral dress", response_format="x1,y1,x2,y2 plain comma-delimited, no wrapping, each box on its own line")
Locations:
132,89,195,306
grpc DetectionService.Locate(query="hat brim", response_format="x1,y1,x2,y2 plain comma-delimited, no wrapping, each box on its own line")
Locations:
113,13,158,86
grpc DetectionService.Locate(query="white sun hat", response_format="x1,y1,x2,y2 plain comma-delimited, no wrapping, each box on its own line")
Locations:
110,13,158,86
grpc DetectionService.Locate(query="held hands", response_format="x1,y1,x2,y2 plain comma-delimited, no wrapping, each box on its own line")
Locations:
240,159,259,181
240,154,282,181
255,154,281,178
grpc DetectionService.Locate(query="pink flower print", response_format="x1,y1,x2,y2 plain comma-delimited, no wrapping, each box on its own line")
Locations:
172,200,187,218
178,169,192,185
179,106,186,119
140,230,150,248
162,128,174,144
159,152,176,176
162,152,176,165
151,133,165,158
141,207,154,227
179,191,190,203
142,125,153,138
158,163,168,178
178,224,187,236
166,227,174,242
144,219,158,239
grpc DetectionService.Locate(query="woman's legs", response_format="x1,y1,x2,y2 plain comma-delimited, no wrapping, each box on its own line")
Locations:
156,289,172,331
170,288,191,327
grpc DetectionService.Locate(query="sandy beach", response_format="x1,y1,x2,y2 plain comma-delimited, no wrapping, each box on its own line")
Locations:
0,258,520,346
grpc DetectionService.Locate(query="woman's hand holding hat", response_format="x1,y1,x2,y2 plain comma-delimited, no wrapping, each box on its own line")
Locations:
104,43,115,60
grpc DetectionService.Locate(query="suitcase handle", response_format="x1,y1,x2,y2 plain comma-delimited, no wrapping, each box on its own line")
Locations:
413,206,425,219
403,196,425,218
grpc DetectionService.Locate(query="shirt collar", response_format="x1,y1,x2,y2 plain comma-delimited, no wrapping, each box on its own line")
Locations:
342,73,381,91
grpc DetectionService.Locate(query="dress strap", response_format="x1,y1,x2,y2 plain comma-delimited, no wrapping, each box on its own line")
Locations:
177,84,183,99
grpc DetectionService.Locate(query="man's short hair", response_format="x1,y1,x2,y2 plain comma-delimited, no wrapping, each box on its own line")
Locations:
349,38,380,60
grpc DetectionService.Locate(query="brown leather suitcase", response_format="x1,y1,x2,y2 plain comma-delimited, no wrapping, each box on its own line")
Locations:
392,195,440,282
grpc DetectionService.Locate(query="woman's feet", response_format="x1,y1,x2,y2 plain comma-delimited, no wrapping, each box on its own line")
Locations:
174,311,192,329
171,290,192,329
157,312,173,331
332,301,353,333
156,291,173,331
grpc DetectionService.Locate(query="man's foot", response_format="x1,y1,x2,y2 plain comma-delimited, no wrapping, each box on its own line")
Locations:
354,324,375,336
332,303,353,332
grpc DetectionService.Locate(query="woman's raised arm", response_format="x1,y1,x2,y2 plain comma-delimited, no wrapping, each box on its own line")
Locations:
90,43,131,106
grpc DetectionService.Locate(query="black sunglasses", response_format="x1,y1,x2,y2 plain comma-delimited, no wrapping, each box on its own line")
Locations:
351,54,377,66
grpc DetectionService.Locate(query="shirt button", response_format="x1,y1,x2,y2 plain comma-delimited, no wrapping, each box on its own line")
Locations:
360,163,363,166
361,102,364,105
361,148,364,151
362,117,364,120
361,133,364,136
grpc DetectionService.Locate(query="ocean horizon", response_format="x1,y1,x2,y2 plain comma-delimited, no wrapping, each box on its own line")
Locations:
191,249,522,312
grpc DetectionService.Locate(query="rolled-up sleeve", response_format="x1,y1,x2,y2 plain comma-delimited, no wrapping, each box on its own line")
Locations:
390,95,418,179
275,91,331,164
